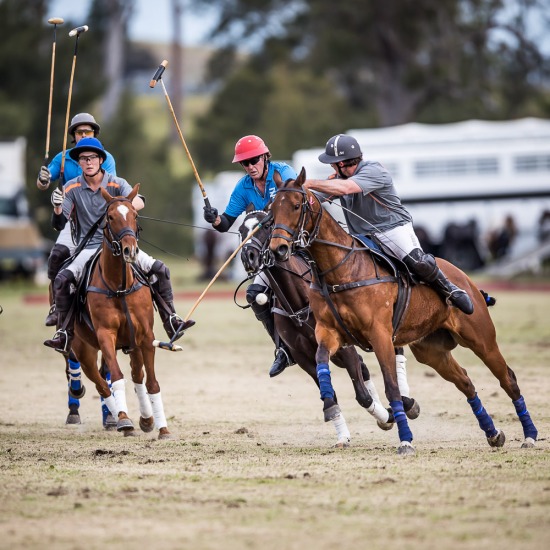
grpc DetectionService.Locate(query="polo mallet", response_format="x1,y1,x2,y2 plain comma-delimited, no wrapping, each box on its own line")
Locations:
149,60,213,209
152,221,266,352
43,17,64,167
59,25,89,188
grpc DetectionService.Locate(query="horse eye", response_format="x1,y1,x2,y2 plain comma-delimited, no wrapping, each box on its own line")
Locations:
294,202,301,210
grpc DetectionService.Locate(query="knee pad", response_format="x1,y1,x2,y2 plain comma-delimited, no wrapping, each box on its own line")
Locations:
246,283,269,305
53,269,76,311
47,244,71,281
246,284,271,319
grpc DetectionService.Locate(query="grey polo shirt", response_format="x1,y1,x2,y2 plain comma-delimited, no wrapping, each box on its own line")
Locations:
62,171,134,248
340,160,413,234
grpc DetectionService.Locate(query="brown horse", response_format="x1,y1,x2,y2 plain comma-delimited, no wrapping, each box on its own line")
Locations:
268,169,538,454
71,184,171,439
238,208,420,446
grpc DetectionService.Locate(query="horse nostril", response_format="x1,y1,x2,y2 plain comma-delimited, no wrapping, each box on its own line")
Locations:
276,245,289,260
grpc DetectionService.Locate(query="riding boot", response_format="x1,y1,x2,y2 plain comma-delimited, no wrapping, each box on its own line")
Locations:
45,244,71,326
149,260,194,342
44,270,76,354
404,248,474,315
45,284,58,326
246,283,296,377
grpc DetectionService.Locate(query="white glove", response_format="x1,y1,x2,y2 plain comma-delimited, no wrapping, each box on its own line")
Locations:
51,187,64,208
38,166,51,189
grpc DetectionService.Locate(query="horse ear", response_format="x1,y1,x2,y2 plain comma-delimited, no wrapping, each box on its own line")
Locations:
245,202,255,214
100,187,113,202
296,166,306,187
127,183,140,202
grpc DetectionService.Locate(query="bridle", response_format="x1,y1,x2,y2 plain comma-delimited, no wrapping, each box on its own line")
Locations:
271,187,324,253
103,197,140,257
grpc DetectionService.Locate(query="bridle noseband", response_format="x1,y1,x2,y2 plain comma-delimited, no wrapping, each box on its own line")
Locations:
103,197,140,257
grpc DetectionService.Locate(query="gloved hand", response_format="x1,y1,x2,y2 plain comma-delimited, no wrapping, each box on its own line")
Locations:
203,205,218,224
38,166,51,189
51,187,64,208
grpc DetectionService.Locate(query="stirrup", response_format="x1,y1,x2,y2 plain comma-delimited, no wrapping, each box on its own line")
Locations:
45,329,71,356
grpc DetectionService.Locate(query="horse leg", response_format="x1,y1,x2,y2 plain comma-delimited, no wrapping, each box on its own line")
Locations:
394,347,421,420
96,332,134,434
452,324,538,448
409,340,505,448
370,330,414,455
99,358,116,430
64,354,81,425
128,350,154,434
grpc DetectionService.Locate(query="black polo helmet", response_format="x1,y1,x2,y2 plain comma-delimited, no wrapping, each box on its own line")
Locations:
318,134,362,164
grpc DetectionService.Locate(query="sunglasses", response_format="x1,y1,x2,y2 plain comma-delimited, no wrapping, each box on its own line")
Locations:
240,155,262,167
78,154,100,164
74,129,94,137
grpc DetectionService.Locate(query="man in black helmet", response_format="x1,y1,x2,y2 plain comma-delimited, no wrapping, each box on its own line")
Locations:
304,134,474,315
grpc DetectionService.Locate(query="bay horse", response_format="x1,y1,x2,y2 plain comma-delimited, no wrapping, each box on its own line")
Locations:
268,169,538,454
238,208,420,447
70,184,171,439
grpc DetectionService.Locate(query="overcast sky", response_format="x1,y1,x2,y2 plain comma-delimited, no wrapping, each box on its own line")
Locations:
48,0,216,45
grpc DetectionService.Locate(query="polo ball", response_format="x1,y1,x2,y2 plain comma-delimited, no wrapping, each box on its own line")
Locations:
255,293,268,305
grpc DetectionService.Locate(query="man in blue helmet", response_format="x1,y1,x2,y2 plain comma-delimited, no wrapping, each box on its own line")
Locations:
37,113,117,426
303,134,474,315
43,137,192,354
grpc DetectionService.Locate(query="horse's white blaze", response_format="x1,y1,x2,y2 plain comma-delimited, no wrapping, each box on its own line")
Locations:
244,216,259,236
117,204,130,220
134,382,153,418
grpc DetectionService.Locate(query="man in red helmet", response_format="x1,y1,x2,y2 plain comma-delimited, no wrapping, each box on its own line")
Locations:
203,135,298,377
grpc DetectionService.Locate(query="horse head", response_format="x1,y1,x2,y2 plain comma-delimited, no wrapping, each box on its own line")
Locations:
100,184,141,264
238,205,273,274
269,168,321,261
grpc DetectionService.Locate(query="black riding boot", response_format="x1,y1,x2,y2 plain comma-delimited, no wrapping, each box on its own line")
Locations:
45,244,71,326
404,248,474,315
149,260,194,341
44,270,76,354
246,284,296,377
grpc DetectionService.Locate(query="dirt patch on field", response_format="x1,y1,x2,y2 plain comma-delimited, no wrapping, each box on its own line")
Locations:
1,291,549,549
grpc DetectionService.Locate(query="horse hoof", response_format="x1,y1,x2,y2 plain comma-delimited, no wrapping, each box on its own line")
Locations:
377,420,394,431
139,416,155,433
521,437,536,448
397,441,415,456
323,404,341,422
103,414,117,431
66,413,81,425
68,386,86,399
487,429,506,448
405,399,420,420
333,438,350,448
116,418,134,432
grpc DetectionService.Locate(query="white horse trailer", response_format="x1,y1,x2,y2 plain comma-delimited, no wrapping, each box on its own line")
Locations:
292,118,550,268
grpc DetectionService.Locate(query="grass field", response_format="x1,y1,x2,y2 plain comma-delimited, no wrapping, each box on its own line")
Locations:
0,268,549,550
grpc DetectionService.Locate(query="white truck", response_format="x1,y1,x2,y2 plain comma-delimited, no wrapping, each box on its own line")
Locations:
0,138,45,279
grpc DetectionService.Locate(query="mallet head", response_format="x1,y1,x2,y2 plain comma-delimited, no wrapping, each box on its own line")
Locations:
69,25,89,37
48,17,64,25
149,60,168,88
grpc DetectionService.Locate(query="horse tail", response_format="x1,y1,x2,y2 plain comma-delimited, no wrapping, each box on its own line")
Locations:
479,289,496,307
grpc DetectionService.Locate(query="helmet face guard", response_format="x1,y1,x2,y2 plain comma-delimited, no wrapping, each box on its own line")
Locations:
318,134,362,164
233,135,270,163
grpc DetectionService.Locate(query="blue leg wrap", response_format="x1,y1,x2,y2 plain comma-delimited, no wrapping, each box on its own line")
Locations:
467,394,498,438
101,370,112,424
67,359,81,407
389,400,413,443
513,396,538,440
316,363,334,400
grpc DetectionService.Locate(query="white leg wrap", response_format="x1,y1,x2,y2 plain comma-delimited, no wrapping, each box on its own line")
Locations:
365,378,383,408
331,412,350,444
396,354,409,397
149,392,167,429
134,382,153,418
103,395,117,416
367,400,390,423
111,379,128,415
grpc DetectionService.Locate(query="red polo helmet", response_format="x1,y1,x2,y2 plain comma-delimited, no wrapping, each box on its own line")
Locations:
232,135,270,163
